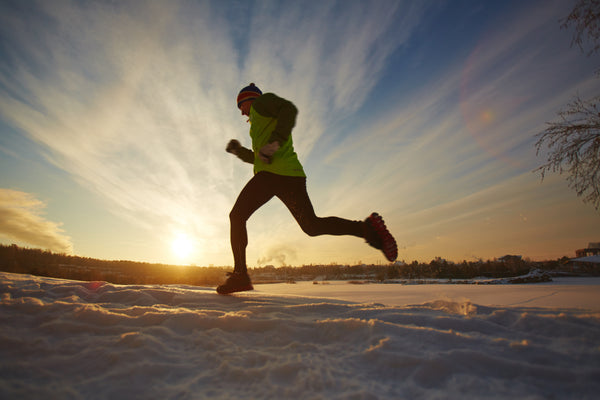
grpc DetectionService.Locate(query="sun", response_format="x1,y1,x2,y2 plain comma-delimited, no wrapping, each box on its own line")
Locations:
171,233,194,260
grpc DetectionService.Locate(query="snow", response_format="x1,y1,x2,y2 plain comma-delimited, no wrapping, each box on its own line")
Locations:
1,272,600,399
264,278,600,310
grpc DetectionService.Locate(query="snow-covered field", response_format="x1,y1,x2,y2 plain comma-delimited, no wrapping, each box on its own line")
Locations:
1,272,599,399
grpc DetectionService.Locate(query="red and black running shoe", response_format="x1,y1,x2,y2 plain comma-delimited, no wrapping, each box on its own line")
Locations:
364,212,398,262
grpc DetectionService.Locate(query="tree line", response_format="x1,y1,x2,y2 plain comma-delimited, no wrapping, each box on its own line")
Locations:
0,244,227,286
1,244,594,287
252,257,584,283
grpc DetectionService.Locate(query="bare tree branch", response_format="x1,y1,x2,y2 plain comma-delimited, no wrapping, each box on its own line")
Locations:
562,0,600,56
535,0,600,211
535,95,600,210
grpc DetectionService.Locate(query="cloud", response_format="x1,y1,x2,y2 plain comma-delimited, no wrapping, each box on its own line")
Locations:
0,189,73,253
0,0,595,265
0,1,241,254
0,0,429,263
242,0,430,156
278,0,600,263
315,0,600,209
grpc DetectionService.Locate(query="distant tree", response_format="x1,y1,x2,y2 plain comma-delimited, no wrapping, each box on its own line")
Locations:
387,264,400,279
535,0,600,211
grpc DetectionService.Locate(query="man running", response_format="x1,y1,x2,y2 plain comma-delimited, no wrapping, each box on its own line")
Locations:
218,83,397,294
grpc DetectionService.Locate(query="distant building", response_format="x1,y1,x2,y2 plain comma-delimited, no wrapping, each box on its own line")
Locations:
576,242,600,257
498,255,522,263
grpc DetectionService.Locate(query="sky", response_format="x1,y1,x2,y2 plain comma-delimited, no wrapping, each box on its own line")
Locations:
0,0,599,267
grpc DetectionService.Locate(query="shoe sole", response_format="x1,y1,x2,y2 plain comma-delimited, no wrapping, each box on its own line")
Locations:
216,284,254,295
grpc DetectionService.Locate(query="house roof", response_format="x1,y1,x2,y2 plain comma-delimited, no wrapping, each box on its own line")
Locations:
572,255,600,263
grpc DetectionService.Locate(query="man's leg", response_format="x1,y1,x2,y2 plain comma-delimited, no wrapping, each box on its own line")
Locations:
277,176,398,261
276,176,365,238
229,172,276,274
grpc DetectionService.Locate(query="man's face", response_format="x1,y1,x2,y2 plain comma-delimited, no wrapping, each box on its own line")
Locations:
239,100,252,117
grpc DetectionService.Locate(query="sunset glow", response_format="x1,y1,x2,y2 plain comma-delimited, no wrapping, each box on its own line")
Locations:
0,0,598,266
171,233,194,261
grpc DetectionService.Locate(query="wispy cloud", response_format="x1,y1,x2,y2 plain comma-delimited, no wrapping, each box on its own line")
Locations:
242,0,431,156
292,0,600,262
0,189,73,253
0,0,597,264
0,1,242,259
0,0,428,263
318,0,600,207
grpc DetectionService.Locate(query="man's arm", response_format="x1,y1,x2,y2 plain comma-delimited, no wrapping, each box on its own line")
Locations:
235,147,255,164
226,139,254,164
251,93,298,145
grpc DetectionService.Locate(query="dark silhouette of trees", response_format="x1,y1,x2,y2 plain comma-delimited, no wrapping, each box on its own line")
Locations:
564,0,600,56
535,0,600,211
0,244,226,286
1,244,596,285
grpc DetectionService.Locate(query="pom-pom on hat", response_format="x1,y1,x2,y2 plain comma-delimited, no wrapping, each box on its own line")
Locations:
237,83,262,108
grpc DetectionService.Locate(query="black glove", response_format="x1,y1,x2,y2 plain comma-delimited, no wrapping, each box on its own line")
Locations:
226,139,242,155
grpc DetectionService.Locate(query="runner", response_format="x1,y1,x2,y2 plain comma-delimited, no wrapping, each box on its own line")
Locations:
217,83,397,294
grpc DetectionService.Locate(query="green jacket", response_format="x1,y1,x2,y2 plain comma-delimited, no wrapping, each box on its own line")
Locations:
235,93,306,177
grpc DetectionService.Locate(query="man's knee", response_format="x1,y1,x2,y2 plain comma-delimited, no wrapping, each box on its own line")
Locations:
300,222,321,237
229,207,244,224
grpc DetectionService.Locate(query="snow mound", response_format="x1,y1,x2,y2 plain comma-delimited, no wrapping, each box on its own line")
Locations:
1,272,599,399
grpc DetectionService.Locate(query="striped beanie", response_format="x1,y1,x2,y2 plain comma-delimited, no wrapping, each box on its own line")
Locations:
237,83,262,108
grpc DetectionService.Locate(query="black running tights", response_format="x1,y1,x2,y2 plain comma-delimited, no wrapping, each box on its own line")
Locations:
229,171,364,273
